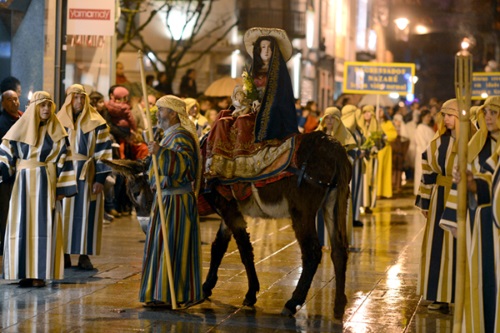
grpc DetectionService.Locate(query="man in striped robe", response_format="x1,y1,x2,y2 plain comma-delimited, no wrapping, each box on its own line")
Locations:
58,84,112,270
140,95,203,308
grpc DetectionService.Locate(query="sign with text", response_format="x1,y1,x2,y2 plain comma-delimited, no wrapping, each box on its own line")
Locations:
67,0,115,36
343,61,415,95
472,72,500,100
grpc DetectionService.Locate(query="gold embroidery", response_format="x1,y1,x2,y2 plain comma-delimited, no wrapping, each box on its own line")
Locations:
207,137,293,179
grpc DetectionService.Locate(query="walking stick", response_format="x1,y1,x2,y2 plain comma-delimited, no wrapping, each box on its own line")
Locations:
453,48,472,333
137,50,177,310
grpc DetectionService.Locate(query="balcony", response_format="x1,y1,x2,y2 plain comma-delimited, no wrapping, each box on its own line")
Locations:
236,0,306,39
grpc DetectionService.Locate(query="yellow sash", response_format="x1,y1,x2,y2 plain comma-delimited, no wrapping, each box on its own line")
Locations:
69,153,96,200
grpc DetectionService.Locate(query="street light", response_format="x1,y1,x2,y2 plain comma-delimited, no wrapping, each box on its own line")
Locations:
394,17,410,42
415,25,429,34
461,36,476,50
394,18,410,31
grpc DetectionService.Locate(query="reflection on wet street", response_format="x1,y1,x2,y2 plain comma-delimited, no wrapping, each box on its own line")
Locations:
0,188,453,332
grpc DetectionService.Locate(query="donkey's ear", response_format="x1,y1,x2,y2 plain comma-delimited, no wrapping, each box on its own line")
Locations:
101,159,144,178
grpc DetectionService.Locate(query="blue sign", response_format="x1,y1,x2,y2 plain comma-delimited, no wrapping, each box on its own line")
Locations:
472,73,500,100
343,61,415,95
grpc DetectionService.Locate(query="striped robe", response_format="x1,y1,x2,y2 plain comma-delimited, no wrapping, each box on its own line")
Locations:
490,154,500,333
61,121,112,255
349,128,365,222
415,132,457,303
441,137,497,332
0,125,77,280
139,124,202,305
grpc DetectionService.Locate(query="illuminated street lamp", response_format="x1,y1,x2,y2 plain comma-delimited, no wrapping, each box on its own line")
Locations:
394,17,410,31
394,17,410,41
415,25,429,34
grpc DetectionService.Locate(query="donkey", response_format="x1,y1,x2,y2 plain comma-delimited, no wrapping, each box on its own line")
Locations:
104,131,352,319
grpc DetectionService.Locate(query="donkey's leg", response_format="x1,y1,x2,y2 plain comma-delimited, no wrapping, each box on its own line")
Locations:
282,211,322,316
204,196,260,306
202,221,232,298
324,189,349,319
231,224,260,306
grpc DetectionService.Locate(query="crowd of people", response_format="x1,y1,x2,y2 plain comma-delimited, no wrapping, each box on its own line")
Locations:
1,25,500,325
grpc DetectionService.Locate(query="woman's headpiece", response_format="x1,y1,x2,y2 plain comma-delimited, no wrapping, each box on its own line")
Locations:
4,91,67,146
244,27,293,61
440,98,458,117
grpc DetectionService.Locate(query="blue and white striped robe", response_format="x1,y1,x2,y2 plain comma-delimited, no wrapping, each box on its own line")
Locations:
441,137,497,332
0,125,77,280
61,120,112,255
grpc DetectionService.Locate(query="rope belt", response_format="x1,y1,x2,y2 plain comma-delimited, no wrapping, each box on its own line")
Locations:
17,159,57,207
68,153,94,181
436,174,453,187
68,152,97,200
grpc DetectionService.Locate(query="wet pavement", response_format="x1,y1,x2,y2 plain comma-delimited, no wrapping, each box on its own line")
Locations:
0,184,454,332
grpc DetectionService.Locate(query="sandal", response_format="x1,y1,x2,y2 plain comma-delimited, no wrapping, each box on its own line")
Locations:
78,255,94,270
19,279,46,288
143,301,171,309
428,301,448,310
64,254,72,268
19,279,33,287
32,279,46,288
179,299,204,309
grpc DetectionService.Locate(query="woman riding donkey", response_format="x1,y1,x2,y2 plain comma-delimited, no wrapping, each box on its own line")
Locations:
206,27,298,180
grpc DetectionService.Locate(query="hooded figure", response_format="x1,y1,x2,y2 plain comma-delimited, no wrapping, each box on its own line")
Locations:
244,27,298,142
315,106,361,248
317,107,356,149
185,97,208,137
0,91,77,286
415,98,461,312
57,84,113,270
206,27,298,180
391,113,410,194
441,96,500,331
339,105,366,228
358,105,379,210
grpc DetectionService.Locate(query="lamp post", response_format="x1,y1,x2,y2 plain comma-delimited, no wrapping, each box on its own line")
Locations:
453,45,473,333
394,17,410,42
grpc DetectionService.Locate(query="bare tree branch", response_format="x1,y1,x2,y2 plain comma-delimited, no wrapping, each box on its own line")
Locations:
117,0,237,91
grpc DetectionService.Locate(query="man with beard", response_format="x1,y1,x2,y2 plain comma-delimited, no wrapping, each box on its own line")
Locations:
57,84,112,270
140,95,203,308
0,90,23,254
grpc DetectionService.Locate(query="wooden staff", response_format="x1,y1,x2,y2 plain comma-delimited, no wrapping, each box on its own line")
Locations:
453,48,472,333
137,50,177,310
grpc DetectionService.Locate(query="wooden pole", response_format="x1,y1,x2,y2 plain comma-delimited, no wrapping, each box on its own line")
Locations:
452,48,472,333
137,50,177,310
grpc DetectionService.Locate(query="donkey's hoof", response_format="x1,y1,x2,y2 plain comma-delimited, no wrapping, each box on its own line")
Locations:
334,307,346,320
202,284,213,299
281,306,295,317
282,300,299,316
242,295,257,307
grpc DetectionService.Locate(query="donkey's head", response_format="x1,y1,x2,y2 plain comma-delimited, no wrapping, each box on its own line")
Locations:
101,158,153,233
